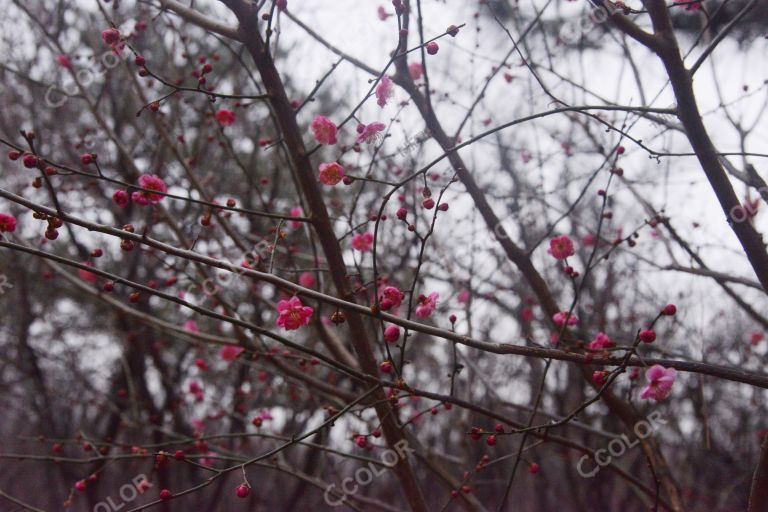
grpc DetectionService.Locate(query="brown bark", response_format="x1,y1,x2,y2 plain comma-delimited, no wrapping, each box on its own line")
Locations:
217,2,428,510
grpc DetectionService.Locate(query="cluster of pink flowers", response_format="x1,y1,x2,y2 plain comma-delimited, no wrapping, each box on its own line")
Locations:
552,311,578,328
0,213,17,233
415,292,439,318
132,174,168,206
375,76,394,108
548,235,575,260
318,162,345,186
101,27,124,54
215,109,236,127
588,332,615,350
640,365,676,402
311,116,338,145
351,232,374,252
276,296,314,330
379,286,404,311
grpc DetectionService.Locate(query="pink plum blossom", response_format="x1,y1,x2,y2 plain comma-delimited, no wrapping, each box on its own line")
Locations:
588,332,615,350
298,272,316,289
220,345,244,362
356,122,386,144
379,286,404,311
215,109,236,127
408,63,424,81
640,365,677,402
548,235,575,260
0,213,17,233
289,207,303,229
311,115,338,145
552,311,578,328
375,76,394,108
318,162,345,185
351,232,374,252
415,292,438,318
276,296,314,330
131,174,167,206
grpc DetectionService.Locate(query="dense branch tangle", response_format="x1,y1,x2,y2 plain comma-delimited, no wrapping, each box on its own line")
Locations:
0,1,767,511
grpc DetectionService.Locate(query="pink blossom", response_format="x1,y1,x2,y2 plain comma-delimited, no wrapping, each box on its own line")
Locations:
112,189,130,208
101,28,120,46
415,292,438,318
215,109,236,127
276,296,314,330
750,332,764,346
101,28,124,55
57,55,72,69
640,365,677,402
78,262,98,284
289,207,303,229
674,0,701,11
131,174,167,206
351,232,374,252
408,63,424,81
199,452,215,467
311,116,338,145
384,325,400,343
552,311,578,328
375,76,394,108
183,320,200,333
191,419,205,434
356,122,386,145
521,307,534,322
188,380,202,394
588,332,615,350
379,286,404,311
377,6,391,20
548,235,575,260
318,162,345,186
457,290,470,304
426,41,439,55
220,345,244,363
0,213,17,233
298,272,316,289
